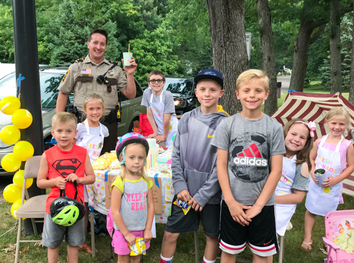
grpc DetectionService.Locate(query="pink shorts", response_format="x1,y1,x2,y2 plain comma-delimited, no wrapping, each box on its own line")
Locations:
112,229,150,255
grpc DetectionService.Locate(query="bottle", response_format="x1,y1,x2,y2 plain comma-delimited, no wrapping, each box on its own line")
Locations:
171,135,175,154
146,138,158,169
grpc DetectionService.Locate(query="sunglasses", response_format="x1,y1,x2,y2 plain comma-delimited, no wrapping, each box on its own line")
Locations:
148,79,164,84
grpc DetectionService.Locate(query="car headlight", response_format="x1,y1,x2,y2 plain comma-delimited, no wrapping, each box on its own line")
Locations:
174,99,186,107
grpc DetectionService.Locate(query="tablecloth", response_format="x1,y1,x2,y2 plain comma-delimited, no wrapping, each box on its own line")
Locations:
87,149,174,224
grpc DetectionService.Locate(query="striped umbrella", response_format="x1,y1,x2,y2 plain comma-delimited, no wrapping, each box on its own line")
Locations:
272,91,354,196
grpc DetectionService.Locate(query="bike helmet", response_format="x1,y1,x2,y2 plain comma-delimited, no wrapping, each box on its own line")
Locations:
116,132,149,165
50,193,85,227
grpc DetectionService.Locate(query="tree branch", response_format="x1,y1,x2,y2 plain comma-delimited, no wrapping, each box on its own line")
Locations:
309,24,326,45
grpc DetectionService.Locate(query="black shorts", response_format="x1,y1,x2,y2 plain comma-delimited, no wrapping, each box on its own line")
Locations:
219,201,278,257
165,196,220,237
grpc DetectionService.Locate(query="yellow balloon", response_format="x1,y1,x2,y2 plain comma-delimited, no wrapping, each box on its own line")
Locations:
12,109,33,129
0,96,20,115
13,170,33,189
0,125,20,145
11,199,26,220
3,184,22,203
13,141,34,161
1,153,21,172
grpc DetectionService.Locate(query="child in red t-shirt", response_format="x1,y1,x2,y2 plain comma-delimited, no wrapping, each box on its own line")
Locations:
37,112,95,263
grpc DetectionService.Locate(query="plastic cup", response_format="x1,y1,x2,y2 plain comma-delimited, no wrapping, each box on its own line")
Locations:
314,168,326,186
123,52,133,66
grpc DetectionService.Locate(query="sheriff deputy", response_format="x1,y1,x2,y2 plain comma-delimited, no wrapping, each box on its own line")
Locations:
56,29,137,154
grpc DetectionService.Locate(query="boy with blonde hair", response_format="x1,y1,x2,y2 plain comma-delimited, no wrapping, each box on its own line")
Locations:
37,112,95,263
160,69,229,263
212,69,286,263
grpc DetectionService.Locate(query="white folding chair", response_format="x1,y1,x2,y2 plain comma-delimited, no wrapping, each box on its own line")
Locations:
89,207,96,257
14,156,48,263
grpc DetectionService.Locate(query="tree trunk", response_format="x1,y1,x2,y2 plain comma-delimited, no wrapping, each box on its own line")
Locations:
256,0,277,116
289,20,314,92
206,0,248,115
349,0,354,103
289,0,352,92
330,0,342,94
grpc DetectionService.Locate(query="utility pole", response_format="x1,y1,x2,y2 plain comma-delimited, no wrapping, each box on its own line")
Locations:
12,0,45,234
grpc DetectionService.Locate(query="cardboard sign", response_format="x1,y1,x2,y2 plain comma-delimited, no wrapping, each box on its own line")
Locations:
105,175,163,215
105,174,117,209
151,177,163,214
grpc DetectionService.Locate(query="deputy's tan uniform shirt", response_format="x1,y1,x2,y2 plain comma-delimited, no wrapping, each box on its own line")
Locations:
58,55,127,115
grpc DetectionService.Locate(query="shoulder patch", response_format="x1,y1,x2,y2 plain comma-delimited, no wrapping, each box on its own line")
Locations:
75,58,84,63
62,69,70,83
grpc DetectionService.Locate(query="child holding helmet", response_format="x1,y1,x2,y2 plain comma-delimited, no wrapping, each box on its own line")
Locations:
37,112,95,263
110,132,154,263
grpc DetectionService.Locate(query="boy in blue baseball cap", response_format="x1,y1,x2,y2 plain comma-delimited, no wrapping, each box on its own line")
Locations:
160,69,229,263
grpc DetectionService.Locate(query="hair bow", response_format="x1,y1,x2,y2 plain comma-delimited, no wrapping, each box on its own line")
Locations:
307,121,316,137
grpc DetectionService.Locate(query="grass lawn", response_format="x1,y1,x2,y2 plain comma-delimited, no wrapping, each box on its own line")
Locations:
1,187,354,262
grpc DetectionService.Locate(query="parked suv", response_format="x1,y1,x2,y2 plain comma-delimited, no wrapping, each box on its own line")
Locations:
163,77,198,115
0,67,146,176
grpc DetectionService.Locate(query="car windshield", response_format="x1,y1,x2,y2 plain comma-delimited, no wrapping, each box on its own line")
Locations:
0,71,63,109
164,78,194,95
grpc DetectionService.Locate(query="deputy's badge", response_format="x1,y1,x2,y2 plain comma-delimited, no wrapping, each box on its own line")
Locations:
98,142,103,149
62,69,70,82
81,68,91,76
108,70,114,76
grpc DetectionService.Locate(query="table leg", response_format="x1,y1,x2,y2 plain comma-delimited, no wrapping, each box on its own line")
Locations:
194,231,199,263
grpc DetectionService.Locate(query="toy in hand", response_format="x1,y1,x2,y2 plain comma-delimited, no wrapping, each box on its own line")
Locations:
129,237,146,256
173,199,191,215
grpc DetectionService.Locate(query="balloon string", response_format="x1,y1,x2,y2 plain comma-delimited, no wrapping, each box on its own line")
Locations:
0,220,17,238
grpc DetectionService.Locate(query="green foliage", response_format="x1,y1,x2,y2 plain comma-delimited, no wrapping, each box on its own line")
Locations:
2,0,350,86
307,27,329,78
36,0,61,64
245,0,262,69
0,4,14,63
133,0,169,32
273,23,295,71
109,0,145,53
168,0,212,74
48,0,119,65
130,20,183,86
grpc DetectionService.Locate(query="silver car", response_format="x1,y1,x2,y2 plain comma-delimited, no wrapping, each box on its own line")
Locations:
0,67,146,176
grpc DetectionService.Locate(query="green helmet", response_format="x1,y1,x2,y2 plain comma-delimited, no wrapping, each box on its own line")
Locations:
50,196,85,227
